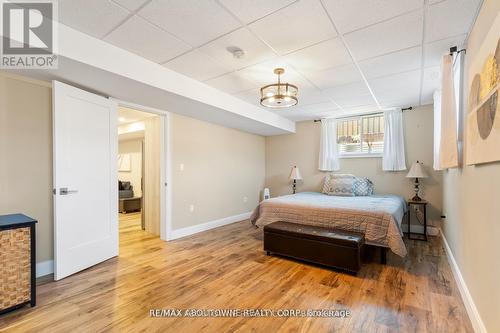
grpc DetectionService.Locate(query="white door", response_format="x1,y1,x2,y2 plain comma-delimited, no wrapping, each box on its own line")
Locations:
53,81,118,280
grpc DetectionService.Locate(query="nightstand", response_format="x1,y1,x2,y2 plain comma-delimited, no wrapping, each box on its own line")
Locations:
407,200,427,241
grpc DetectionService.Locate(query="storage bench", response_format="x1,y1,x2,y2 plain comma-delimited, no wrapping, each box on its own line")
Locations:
263,222,365,273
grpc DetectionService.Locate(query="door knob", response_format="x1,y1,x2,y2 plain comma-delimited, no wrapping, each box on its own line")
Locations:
60,187,78,195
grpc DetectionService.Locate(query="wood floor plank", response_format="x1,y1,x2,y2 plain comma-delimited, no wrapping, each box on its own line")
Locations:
0,213,473,333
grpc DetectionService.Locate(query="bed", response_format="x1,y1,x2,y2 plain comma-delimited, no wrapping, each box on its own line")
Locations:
251,192,407,257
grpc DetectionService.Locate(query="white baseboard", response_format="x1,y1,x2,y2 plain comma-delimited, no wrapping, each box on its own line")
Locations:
401,224,440,236
169,211,252,240
36,260,54,278
440,229,487,333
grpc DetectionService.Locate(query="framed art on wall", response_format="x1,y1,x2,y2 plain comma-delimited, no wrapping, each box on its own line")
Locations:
466,13,500,165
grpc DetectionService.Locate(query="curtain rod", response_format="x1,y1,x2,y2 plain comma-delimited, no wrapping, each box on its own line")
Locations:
450,46,466,67
449,46,466,55
313,107,412,122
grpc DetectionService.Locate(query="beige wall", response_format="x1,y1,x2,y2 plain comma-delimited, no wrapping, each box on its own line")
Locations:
170,113,265,230
0,73,266,262
442,1,500,331
118,139,142,197
0,74,53,263
265,105,443,226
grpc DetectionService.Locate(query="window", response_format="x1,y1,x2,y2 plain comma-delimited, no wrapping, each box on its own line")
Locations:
337,113,384,157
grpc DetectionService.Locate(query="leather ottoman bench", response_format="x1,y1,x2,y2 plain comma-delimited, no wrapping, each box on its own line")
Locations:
263,222,365,273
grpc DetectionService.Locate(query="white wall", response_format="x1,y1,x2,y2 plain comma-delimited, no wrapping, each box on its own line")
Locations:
118,138,142,197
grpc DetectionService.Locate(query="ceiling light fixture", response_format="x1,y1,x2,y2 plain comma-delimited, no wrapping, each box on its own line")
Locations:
260,68,298,108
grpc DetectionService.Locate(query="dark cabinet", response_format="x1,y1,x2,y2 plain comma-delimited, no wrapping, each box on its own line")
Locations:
0,214,37,314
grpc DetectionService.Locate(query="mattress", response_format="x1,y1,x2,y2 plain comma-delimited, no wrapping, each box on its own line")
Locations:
251,192,407,257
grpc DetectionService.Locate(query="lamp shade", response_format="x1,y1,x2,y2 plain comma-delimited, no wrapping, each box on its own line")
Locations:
406,161,428,178
288,166,302,181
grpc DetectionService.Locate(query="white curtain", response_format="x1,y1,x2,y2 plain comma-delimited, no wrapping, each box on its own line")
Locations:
453,51,464,166
382,108,407,171
433,90,442,170
436,54,459,169
318,118,340,171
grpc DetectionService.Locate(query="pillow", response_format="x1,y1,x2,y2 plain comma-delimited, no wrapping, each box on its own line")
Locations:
322,173,355,194
323,176,355,196
353,177,374,196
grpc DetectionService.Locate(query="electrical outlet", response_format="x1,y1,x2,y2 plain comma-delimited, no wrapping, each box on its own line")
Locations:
189,204,194,212
243,196,248,203
180,163,184,171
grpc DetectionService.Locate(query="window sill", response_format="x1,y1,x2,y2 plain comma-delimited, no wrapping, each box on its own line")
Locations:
339,153,383,159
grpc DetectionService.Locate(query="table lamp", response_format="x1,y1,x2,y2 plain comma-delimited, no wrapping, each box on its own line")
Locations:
406,161,428,201
288,166,302,194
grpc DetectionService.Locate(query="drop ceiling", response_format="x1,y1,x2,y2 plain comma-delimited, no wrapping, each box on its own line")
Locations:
59,0,482,121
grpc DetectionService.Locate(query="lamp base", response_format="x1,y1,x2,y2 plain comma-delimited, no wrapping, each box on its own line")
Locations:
411,195,423,201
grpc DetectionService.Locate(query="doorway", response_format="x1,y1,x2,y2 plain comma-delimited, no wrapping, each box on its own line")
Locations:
52,81,172,280
117,106,163,238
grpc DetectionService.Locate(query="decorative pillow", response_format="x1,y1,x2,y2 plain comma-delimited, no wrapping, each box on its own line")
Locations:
353,177,374,196
323,176,355,196
322,173,355,194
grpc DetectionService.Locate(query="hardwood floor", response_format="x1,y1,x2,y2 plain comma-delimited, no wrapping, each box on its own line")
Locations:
0,213,473,332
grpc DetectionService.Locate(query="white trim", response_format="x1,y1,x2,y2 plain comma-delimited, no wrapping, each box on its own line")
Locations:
401,224,440,236
169,212,252,240
339,153,383,159
36,260,54,278
113,99,172,242
440,229,487,333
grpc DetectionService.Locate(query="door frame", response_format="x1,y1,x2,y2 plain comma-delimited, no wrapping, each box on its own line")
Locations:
113,99,172,241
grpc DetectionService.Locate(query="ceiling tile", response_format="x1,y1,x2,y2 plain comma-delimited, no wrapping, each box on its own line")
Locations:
248,0,337,55
218,0,297,24
344,10,423,61
322,0,423,34
138,0,241,47
421,66,441,104
296,101,339,113
358,46,422,79
284,37,351,72
237,58,306,87
324,81,376,108
426,0,481,42
424,34,466,67
303,63,362,89
111,0,149,12
163,50,232,81
104,15,191,63
59,0,130,38
198,28,276,71
205,71,258,94
341,105,380,116
369,70,421,106
299,87,332,106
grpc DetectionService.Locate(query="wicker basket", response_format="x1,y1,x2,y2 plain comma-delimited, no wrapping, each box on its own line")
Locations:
0,227,31,311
